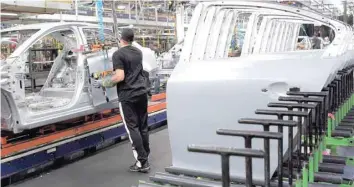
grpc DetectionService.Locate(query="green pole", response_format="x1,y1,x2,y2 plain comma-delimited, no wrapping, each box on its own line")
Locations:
319,140,323,162
314,148,319,172
309,156,314,182
303,163,309,187
296,174,302,187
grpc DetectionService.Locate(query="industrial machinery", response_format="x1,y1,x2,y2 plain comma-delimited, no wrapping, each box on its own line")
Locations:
157,40,183,71
156,40,184,88
0,22,158,134
139,1,354,187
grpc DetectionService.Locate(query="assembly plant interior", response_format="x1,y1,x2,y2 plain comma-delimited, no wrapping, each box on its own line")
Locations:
1,0,354,187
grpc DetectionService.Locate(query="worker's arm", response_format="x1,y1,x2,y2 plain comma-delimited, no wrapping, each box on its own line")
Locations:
100,52,125,88
101,69,124,88
111,69,125,83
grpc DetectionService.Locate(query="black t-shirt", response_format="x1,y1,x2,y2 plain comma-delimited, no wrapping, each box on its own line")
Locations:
112,45,148,102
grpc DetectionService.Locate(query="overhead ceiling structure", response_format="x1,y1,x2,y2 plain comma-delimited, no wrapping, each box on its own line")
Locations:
308,0,345,17
2,0,174,29
346,0,354,15
279,0,354,18
0,0,74,21
0,12,20,22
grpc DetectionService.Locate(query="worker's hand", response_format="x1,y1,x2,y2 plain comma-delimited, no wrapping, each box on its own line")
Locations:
92,79,103,88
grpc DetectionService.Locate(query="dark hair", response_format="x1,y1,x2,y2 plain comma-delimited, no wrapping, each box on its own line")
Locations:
121,28,134,43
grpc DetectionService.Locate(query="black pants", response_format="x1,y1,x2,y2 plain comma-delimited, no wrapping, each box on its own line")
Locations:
119,94,149,167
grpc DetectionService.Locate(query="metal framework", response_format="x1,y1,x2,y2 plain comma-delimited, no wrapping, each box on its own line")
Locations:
1,0,175,28
280,0,354,19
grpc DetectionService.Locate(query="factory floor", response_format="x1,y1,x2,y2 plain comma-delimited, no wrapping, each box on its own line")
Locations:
12,127,171,187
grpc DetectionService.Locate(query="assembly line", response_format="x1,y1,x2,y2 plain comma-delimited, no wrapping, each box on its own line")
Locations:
3,125,172,187
1,0,354,187
1,93,166,180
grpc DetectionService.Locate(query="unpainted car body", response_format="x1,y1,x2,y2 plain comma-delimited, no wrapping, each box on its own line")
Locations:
167,1,354,181
1,22,158,133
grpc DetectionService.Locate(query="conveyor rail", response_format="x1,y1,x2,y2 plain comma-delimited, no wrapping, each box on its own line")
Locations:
1,93,168,185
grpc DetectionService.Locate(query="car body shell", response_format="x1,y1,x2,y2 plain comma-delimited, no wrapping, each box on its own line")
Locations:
1,22,158,133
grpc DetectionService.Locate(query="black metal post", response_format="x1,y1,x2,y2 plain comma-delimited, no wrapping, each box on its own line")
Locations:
267,102,317,185
187,145,265,187
221,154,230,187
238,118,297,187
245,136,252,186
217,129,283,187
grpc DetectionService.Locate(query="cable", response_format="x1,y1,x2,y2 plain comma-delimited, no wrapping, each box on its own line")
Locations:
96,0,105,43
96,0,109,70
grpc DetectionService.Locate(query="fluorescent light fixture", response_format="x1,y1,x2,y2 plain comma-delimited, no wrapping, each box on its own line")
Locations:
118,24,134,28
117,5,126,10
0,12,18,17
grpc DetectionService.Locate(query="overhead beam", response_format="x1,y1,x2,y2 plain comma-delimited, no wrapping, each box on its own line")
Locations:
0,1,73,14
17,13,174,28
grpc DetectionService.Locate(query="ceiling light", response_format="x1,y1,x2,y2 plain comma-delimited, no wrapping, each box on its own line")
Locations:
0,13,18,17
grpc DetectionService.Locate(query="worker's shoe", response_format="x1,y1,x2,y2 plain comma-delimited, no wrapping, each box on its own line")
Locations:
129,161,150,173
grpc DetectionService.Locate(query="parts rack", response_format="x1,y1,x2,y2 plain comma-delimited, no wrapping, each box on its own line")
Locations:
138,69,354,187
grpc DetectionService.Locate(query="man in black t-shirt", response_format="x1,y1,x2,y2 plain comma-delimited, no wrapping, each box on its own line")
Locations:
93,28,150,172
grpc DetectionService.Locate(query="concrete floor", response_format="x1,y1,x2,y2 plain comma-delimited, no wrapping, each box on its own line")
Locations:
12,127,171,187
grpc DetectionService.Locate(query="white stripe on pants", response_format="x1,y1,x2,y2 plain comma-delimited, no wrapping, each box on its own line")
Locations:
119,102,142,167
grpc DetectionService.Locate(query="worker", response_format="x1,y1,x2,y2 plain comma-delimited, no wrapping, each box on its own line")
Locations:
312,32,322,49
93,28,151,173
